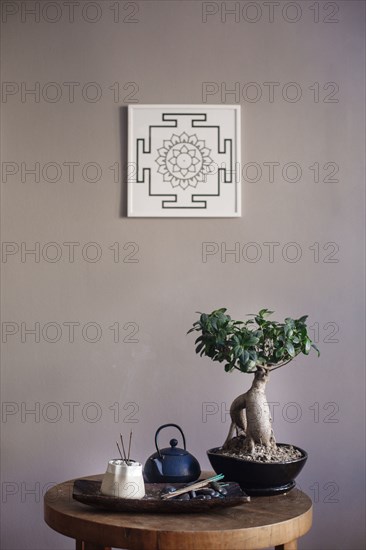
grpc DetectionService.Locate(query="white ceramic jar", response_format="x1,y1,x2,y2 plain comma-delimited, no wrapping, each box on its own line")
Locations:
100,459,145,499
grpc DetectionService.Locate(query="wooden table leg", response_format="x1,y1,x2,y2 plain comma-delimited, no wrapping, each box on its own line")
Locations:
275,540,298,550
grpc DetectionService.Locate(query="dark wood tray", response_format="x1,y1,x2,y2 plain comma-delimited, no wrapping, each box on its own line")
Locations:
73,479,250,514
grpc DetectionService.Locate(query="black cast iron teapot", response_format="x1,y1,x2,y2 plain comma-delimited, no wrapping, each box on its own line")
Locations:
144,423,201,483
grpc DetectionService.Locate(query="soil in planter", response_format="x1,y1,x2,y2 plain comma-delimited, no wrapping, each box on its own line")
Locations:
218,436,303,463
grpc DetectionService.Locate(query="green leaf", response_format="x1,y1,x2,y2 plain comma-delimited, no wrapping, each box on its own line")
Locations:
247,360,257,371
259,309,274,317
195,342,204,354
287,329,294,338
285,341,295,357
311,343,320,356
241,350,249,364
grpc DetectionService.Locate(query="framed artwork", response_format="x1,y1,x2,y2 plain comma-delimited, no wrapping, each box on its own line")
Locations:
128,105,241,217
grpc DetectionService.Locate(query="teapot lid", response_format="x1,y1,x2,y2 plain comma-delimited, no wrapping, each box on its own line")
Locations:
160,438,188,457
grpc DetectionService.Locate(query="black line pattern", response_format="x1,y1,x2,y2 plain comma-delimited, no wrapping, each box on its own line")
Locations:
135,112,235,211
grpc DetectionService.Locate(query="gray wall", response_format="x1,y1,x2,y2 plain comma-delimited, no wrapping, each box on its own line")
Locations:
1,1,365,549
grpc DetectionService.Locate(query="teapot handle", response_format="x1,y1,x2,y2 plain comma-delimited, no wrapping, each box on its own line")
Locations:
155,423,186,458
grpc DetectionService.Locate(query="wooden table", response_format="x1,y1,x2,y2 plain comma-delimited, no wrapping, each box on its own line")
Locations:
44,474,312,550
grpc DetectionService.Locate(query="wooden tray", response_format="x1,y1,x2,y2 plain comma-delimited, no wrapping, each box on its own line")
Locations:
73,479,250,514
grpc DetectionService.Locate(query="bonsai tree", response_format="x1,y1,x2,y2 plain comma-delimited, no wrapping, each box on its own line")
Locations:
188,308,319,457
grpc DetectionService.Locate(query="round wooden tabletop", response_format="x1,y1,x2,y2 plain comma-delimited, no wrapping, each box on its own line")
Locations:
44,474,312,550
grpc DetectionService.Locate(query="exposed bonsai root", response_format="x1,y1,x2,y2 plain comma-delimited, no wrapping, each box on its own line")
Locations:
224,368,276,453
219,436,302,463
223,392,247,449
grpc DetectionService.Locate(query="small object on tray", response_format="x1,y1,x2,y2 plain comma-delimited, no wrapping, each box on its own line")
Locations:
211,481,228,495
144,423,201,483
160,473,224,500
100,431,145,499
100,459,145,499
73,478,250,514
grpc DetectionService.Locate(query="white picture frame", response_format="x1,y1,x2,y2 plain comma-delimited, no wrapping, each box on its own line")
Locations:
127,105,241,217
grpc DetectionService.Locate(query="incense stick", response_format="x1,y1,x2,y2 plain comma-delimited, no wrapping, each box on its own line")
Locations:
161,474,225,500
120,433,128,463
116,441,124,460
127,430,133,465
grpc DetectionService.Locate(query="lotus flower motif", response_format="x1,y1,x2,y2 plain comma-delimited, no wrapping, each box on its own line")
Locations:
155,132,214,190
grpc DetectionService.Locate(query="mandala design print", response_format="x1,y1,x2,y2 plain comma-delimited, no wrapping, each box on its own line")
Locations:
155,132,214,190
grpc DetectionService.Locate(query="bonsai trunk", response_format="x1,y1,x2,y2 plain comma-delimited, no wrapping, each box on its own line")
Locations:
223,367,276,454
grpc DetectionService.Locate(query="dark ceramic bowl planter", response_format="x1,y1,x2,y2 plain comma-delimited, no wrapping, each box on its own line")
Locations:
207,444,308,496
